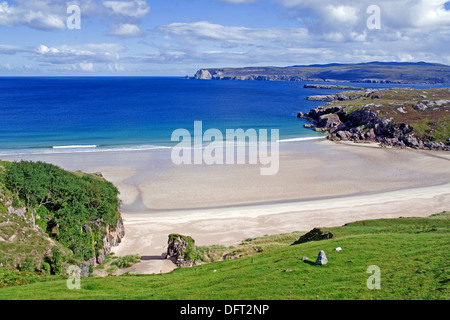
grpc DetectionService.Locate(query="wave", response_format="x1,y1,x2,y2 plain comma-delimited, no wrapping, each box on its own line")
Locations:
0,144,173,156
0,136,325,156
53,145,99,149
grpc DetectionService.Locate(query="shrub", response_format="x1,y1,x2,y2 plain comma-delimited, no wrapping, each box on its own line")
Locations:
111,255,141,268
4,161,121,262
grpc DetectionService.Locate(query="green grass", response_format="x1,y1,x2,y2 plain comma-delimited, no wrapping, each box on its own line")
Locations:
0,212,448,300
0,268,64,288
195,232,303,262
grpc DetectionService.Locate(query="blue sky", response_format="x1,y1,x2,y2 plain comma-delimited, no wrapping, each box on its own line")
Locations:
0,0,449,76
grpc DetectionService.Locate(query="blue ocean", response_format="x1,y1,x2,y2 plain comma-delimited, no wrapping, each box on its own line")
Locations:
0,77,445,155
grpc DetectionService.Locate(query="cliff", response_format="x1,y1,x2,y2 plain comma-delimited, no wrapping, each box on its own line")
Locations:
299,88,450,151
194,62,450,84
0,160,124,276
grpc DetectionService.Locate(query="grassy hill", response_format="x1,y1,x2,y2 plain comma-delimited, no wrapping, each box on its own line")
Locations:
1,212,448,300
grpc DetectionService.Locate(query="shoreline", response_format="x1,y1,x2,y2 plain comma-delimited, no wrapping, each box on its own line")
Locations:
120,181,450,224
1,139,449,274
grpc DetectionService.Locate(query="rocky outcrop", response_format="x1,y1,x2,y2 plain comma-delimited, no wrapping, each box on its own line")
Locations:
166,234,196,267
292,228,334,245
305,89,377,101
195,69,215,80
96,220,125,265
300,104,450,151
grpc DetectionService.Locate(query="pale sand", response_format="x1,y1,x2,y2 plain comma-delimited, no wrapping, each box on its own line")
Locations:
2,140,449,274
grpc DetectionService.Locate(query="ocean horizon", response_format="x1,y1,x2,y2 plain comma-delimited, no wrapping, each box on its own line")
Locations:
0,76,446,156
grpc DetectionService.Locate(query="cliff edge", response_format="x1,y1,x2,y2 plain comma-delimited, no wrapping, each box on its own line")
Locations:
299,87,450,151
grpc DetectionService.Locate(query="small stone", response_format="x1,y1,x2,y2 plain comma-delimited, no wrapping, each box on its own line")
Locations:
301,256,308,261
315,250,328,265
335,247,342,252
348,259,353,263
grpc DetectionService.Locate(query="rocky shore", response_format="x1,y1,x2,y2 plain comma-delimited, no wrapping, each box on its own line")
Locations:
299,88,450,151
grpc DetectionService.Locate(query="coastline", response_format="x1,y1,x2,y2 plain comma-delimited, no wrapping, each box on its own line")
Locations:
1,139,449,274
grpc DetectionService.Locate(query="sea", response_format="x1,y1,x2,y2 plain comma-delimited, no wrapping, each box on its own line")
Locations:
0,77,446,155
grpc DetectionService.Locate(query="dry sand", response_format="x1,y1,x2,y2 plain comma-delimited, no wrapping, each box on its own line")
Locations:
2,139,450,274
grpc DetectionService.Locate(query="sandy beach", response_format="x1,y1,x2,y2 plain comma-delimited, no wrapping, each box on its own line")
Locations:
2,139,450,274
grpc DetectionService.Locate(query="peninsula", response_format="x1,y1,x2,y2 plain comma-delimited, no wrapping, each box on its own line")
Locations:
299,87,450,151
194,61,450,84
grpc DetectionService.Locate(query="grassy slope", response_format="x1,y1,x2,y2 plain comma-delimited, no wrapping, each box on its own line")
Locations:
0,212,448,300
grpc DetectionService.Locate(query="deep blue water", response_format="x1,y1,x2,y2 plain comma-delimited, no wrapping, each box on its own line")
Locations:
0,77,446,154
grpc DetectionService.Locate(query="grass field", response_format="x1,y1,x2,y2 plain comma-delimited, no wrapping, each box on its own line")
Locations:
0,212,448,300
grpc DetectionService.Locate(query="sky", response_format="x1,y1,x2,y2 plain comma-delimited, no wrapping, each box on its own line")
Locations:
0,0,449,76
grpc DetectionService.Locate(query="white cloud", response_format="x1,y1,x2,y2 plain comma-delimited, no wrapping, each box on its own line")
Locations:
0,0,70,30
32,43,124,65
0,0,151,34
218,0,258,3
327,5,358,24
78,62,94,71
159,21,308,45
108,23,142,37
0,44,29,55
36,44,59,54
277,0,450,31
108,63,125,71
102,0,150,18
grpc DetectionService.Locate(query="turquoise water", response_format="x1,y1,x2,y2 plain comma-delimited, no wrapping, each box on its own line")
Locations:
0,77,445,155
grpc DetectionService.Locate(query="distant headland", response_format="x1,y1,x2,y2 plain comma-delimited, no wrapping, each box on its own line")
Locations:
193,61,450,84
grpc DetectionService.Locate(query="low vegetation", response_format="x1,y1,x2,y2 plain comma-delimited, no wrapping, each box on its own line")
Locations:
1,212,448,300
0,160,122,276
194,232,304,263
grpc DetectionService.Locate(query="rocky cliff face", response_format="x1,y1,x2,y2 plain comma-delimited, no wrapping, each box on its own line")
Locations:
96,220,125,265
81,218,125,276
194,69,306,81
300,88,450,151
194,69,214,80
166,234,196,267
300,104,449,151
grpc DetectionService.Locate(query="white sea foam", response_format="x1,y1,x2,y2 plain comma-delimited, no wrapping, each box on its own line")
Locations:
53,145,98,149
0,144,172,156
0,137,324,156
